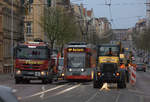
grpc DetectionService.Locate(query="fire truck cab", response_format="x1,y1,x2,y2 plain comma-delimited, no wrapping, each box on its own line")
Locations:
14,41,53,84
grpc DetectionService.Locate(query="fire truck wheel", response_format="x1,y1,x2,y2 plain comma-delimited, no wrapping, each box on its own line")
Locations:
42,79,48,84
15,78,21,84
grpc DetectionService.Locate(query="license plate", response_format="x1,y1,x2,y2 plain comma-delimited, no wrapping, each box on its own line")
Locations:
35,72,41,76
27,72,34,75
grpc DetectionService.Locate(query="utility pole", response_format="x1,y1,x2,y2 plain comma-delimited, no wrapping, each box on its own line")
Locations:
11,0,14,76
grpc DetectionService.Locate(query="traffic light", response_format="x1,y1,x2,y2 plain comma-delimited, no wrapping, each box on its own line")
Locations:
47,0,51,7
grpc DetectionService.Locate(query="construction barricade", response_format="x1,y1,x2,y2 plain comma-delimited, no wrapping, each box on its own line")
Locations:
129,65,136,86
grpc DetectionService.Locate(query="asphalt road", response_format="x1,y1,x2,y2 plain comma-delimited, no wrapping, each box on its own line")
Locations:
1,70,150,102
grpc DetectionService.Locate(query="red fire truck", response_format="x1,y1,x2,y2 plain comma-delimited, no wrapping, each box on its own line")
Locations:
63,42,97,81
14,41,53,84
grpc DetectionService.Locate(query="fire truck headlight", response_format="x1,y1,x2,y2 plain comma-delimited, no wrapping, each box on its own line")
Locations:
41,71,46,76
69,69,72,72
81,68,84,72
16,70,21,75
61,73,64,77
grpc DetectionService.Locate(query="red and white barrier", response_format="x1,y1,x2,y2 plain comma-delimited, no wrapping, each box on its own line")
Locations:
129,66,136,86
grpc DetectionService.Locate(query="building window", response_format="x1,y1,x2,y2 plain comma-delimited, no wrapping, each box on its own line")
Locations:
28,6,32,14
26,22,32,35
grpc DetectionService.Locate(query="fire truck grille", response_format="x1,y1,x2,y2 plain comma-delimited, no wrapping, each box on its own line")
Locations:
23,64,41,66
23,64,41,69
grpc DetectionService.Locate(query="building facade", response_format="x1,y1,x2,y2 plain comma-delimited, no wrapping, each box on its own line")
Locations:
135,19,146,33
94,17,111,40
24,0,71,42
0,0,24,73
24,0,46,41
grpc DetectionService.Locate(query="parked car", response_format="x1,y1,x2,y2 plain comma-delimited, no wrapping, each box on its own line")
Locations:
136,63,146,72
0,86,19,102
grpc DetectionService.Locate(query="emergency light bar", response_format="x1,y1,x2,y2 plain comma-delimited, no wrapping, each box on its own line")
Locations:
68,45,87,48
28,46,36,48
28,42,40,44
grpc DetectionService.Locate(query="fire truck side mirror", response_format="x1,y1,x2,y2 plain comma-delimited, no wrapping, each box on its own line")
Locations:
13,47,16,58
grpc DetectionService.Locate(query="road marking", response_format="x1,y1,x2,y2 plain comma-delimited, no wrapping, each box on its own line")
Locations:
100,83,110,91
23,84,67,99
40,86,45,99
12,89,17,93
115,94,120,102
85,92,98,102
53,84,81,96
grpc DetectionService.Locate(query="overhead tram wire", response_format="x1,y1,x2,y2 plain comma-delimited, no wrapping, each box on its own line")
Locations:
97,2,144,6
104,0,116,28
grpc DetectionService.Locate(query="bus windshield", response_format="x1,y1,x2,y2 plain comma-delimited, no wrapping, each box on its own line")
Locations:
16,47,48,60
99,46,119,56
67,53,85,68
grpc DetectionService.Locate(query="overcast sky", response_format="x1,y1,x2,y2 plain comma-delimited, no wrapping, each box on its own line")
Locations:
70,0,146,29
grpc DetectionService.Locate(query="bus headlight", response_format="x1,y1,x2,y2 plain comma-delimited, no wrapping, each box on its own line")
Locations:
16,70,21,75
81,68,84,72
69,69,72,72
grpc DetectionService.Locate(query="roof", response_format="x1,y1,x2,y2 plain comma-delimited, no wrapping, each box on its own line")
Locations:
98,17,109,23
87,10,92,17
83,8,86,16
137,19,146,24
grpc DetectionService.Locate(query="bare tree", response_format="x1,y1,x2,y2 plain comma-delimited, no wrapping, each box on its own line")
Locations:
40,7,80,51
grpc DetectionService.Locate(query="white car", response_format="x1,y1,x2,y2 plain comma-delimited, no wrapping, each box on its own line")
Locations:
0,86,19,102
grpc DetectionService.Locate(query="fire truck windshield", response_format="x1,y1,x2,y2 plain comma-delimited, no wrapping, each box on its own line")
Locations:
16,48,48,60
99,46,119,56
67,53,85,68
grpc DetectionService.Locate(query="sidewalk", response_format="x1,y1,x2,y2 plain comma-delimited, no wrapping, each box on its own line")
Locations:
0,74,13,82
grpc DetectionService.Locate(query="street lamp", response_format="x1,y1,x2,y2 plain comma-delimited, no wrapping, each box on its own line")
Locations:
11,0,14,76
